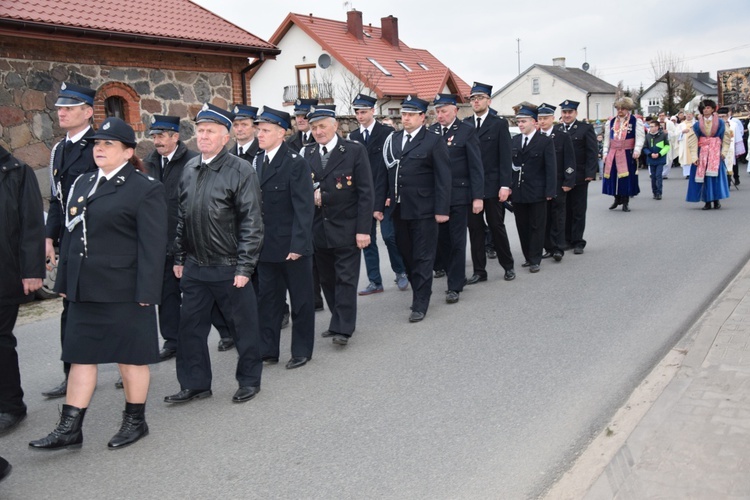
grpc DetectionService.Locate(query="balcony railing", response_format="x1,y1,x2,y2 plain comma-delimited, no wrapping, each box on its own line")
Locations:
283,83,334,103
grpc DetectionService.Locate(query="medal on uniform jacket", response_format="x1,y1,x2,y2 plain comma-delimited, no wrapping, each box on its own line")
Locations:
346,175,352,186
447,135,454,146
70,206,77,216
335,176,343,189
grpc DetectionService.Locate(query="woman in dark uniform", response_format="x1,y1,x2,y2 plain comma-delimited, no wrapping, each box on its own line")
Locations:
30,117,167,451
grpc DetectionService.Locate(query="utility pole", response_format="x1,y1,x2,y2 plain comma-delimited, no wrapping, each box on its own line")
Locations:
582,46,587,62
517,38,521,75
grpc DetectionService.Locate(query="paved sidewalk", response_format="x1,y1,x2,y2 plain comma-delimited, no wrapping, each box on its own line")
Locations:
582,261,750,499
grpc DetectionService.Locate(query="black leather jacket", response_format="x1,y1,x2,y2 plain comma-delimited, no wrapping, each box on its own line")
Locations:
173,148,263,277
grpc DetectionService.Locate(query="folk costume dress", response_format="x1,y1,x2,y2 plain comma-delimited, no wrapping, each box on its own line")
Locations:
685,115,731,203
602,113,644,198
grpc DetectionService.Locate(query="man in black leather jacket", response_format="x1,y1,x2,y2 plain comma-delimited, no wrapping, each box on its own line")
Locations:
164,103,265,405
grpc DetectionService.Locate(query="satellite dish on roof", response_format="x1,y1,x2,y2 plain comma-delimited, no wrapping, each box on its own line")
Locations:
582,62,590,72
318,53,332,69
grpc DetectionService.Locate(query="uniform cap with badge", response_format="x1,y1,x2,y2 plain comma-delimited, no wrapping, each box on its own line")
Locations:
352,94,377,109
559,100,580,111
306,105,337,123
91,117,137,148
195,103,235,130
55,82,96,107
469,82,493,97
537,103,556,117
256,107,292,130
400,95,429,114
515,104,538,120
293,98,319,116
149,115,180,135
233,104,259,121
432,93,458,108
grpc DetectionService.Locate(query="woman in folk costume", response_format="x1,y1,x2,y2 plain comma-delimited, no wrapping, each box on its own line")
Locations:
678,112,698,178
686,99,731,210
602,97,644,212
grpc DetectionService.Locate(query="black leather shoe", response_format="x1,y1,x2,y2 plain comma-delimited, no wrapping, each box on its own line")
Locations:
332,335,349,345
521,261,531,267
281,311,290,329
702,203,712,210
714,201,721,209
314,303,324,311
573,247,584,255
529,264,540,273
262,356,279,364
232,386,260,403
286,357,309,369
409,311,425,322
115,377,123,389
0,456,11,483
29,405,85,451
433,269,446,278
0,412,26,436
445,290,459,304
42,379,68,398
504,269,516,281
108,405,148,450
608,201,620,210
163,389,212,404
553,251,563,262
159,347,176,361
486,248,497,259
320,330,336,338
218,338,235,351
465,274,487,285
622,204,630,212
542,251,553,259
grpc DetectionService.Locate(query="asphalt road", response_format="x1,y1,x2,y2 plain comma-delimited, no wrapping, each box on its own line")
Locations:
3,167,750,499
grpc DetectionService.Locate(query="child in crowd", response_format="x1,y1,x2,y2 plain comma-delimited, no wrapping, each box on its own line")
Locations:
643,117,670,200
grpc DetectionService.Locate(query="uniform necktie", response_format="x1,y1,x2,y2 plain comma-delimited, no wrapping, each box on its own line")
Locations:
258,156,268,178
90,175,106,197
442,127,448,136
322,146,328,156
406,133,412,143
363,129,369,144
522,136,528,149
64,139,74,153
476,117,481,129
162,156,168,169
238,144,243,155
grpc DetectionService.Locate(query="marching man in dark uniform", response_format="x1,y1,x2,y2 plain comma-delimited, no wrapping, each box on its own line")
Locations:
537,103,576,262
143,115,198,361
306,105,374,345
230,104,259,163
348,94,409,295
429,93,484,304
556,100,598,253
511,105,557,273
253,107,315,368
42,82,98,399
164,103,264,405
376,96,451,323
463,82,516,283
287,98,318,153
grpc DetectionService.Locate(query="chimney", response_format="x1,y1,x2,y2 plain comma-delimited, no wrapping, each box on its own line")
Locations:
381,15,399,47
697,72,709,83
552,57,566,68
347,10,363,40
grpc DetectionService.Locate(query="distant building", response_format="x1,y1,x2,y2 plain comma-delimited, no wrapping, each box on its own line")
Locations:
640,72,718,115
249,10,471,116
0,0,278,191
492,58,617,121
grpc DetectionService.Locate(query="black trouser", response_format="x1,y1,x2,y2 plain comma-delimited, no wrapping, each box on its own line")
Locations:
514,200,547,266
315,245,361,336
544,193,567,255
312,258,324,309
161,255,231,350
468,197,514,277
438,204,470,292
176,264,262,390
565,181,589,249
392,207,438,314
0,304,25,415
258,256,315,359
60,298,70,376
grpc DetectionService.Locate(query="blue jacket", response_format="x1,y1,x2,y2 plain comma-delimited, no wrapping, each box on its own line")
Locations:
643,130,670,167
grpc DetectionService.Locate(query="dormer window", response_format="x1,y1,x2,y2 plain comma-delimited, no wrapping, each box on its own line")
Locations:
367,57,392,76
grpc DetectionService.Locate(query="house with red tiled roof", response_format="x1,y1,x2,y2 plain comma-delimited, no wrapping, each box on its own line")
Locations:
249,11,471,116
0,0,278,182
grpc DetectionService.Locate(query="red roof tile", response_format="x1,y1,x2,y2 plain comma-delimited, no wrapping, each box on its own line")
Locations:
0,0,277,51
268,13,470,101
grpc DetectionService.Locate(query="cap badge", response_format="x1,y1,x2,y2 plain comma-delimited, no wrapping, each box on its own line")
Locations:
103,122,111,130
406,95,412,101
150,116,156,124
234,106,239,114
201,103,209,111
564,100,569,105
309,106,316,113
296,99,301,105
435,94,440,101
61,83,67,90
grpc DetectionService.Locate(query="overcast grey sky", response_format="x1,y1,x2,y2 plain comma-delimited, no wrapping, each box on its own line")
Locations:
193,0,749,91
